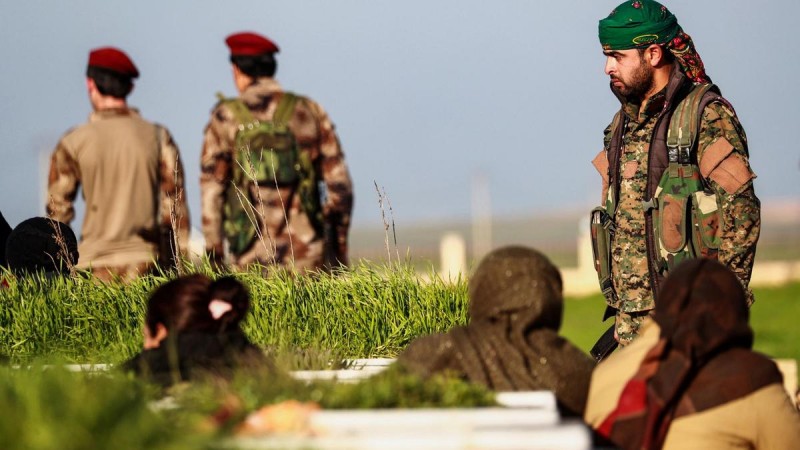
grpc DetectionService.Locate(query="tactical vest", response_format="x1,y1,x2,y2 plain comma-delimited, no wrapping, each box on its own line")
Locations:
218,93,324,256
591,80,725,305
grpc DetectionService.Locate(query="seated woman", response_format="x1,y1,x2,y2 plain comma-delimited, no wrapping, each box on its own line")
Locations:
595,259,800,449
397,246,595,417
123,274,269,385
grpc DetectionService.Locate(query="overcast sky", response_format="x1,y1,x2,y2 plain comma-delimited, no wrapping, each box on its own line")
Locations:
1,0,798,232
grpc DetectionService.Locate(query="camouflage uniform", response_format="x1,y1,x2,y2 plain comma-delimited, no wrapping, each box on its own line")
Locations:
47,108,190,282
593,74,759,345
200,78,353,273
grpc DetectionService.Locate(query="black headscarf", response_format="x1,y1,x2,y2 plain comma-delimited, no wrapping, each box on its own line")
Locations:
5,217,78,275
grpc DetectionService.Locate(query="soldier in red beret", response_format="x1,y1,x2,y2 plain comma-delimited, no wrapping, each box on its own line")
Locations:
46,47,191,282
200,32,353,273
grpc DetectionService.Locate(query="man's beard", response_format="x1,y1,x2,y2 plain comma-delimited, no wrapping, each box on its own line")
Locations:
612,59,654,102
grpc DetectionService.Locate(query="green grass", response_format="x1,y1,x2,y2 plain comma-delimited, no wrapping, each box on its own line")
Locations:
0,363,494,449
0,263,469,364
1,265,797,365
561,282,800,363
0,267,796,449
0,366,210,450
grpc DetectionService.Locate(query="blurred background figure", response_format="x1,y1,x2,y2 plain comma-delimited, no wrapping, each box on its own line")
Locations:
592,259,800,450
46,47,190,283
4,217,78,277
200,31,353,274
397,246,594,417
123,274,269,386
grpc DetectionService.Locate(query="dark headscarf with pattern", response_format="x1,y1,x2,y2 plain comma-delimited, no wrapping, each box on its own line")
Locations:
599,0,710,83
598,259,782,449
398,246,594,417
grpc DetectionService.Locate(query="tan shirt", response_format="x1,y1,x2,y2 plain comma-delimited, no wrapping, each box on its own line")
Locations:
584,317,661,427
664,383,800,450
47,108,189,269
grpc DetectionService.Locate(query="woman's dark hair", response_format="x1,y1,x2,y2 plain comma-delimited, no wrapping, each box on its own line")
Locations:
86,66,134,99
230,53,277,78
145,274,250,336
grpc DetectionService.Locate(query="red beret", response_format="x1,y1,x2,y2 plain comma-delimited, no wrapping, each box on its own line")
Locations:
87,47,139,78
225,32,280,56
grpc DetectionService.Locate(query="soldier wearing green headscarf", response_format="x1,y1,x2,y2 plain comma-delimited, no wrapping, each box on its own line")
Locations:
590,0,760,347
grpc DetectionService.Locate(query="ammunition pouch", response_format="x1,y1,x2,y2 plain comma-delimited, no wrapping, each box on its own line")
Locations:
590,207,617,305
647,160,721,276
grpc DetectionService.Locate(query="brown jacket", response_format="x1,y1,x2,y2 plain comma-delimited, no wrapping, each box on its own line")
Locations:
47,108,190,271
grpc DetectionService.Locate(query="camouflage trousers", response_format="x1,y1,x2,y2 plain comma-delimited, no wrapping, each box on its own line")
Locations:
233,237,324,275
615,309,653,346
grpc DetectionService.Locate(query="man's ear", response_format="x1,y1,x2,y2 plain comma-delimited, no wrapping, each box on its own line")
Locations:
86,77,96,93
644,44,666,67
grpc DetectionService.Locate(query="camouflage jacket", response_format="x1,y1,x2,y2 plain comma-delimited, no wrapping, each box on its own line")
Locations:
47,108,190,270
593,70,759,312
200,78,353,272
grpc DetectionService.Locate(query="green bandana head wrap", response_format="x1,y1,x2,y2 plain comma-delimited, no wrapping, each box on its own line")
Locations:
599,0,678,50
599,0,710,83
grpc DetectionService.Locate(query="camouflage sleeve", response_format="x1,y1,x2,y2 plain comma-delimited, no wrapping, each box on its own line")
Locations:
307,100,354,263
200,104,235,262
157,126,190,255
697,101,759,304
46,140,80,223
592,116,618,206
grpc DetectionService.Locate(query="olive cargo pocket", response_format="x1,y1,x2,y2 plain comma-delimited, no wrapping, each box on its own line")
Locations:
590,207,616,304
656,193,689,254
690,191,721,258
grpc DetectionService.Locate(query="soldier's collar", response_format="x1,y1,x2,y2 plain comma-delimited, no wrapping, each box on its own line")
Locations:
89,107,140,122
241,78,282,106
621,88,667,122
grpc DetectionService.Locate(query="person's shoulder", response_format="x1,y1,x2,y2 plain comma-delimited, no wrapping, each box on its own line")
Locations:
147,120,175,136
687,82,737,121
285,91,325,113
207,93,240,124
212,92,235,109
60,122,90,139
701,96,740,122
56,122,93,151
285,90,314,104
398,331,458,367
